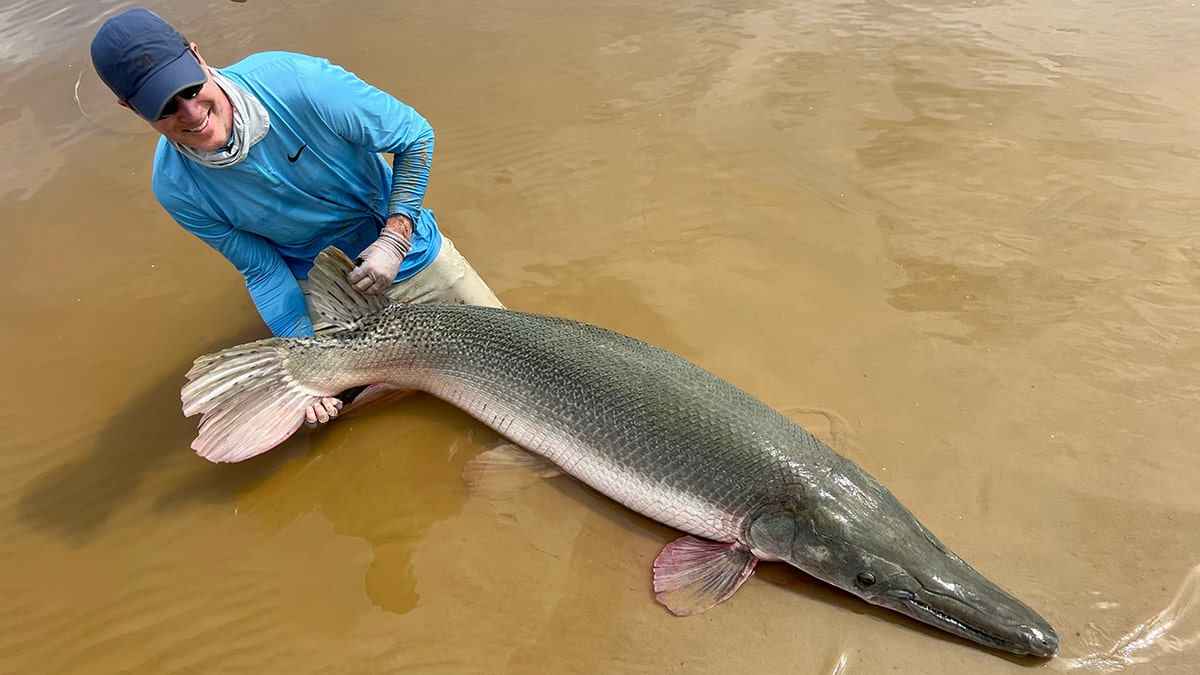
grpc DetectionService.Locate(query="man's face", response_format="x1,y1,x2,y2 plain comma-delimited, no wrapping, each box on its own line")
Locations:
135,46,234,152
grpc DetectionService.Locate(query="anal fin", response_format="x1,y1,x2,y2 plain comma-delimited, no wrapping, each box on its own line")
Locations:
653,536,758,616
338,383,415,418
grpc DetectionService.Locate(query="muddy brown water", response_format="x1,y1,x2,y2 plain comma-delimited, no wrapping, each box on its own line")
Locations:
2,0,1198,672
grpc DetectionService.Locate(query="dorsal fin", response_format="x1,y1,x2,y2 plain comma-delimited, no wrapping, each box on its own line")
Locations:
306,246,393,329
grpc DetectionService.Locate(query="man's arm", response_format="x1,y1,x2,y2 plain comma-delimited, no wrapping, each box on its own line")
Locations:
301,59,436,292
190,224,314,337
385,128,432,226
299,59,436,218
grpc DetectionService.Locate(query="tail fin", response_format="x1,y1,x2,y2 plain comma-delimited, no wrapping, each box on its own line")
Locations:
181,339,321,463
181,246,389,463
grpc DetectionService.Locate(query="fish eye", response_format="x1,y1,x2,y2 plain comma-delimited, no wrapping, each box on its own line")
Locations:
856,572,876,587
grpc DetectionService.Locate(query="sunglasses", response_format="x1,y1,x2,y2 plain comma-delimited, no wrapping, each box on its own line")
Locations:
155,83,204,121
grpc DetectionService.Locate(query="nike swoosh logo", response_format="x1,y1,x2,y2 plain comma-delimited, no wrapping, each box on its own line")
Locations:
288,144,307,162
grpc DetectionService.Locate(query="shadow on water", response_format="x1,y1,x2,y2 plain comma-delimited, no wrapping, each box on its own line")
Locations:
16,371,196,544
15,333,305,546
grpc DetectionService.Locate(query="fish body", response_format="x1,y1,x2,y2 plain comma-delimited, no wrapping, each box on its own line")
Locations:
183,249,1058,657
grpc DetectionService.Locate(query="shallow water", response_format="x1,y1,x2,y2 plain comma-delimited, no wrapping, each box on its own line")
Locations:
2,0,1199,672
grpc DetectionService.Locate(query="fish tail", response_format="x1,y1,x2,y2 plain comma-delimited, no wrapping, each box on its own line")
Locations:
181,339,321,463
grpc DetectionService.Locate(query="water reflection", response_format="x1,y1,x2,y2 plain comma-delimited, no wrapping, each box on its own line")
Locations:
1058,564,1200,672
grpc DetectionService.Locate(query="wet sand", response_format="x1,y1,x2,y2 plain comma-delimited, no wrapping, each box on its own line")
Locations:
2,0,1199,672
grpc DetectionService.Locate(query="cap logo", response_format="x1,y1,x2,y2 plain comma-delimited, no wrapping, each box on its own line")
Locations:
134,53,155,70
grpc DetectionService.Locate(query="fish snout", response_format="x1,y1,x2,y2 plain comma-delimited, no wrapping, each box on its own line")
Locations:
1019,624,1059,658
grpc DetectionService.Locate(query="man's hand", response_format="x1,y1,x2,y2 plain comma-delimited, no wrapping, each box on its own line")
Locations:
304,396,343,428
347,216,413,294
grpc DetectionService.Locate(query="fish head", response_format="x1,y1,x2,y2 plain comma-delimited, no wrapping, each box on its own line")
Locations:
745,461,1058,657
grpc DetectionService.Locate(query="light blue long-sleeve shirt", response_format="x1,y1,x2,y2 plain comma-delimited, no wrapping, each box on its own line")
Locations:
151,51,442,337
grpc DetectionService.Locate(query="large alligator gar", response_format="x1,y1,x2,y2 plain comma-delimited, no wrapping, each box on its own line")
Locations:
182,248,1058,657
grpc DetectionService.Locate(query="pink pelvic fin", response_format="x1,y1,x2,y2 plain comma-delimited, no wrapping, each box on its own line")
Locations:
653,536,758,616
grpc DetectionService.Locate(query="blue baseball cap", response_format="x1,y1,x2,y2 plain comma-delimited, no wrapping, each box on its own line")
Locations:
90,9,207,120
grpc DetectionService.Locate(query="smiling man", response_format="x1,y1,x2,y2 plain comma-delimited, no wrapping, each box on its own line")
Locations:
91,8,503,426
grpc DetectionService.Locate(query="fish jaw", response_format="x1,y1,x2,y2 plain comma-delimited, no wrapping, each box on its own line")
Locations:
875,580,1059,657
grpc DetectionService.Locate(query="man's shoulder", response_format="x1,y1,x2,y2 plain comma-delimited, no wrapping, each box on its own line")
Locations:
222,51,332,83
219,52,347,113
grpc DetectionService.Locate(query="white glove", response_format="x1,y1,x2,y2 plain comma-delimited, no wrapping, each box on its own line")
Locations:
347,228,412,294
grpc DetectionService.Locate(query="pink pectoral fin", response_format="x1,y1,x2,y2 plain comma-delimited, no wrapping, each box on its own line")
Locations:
652,536,759,616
